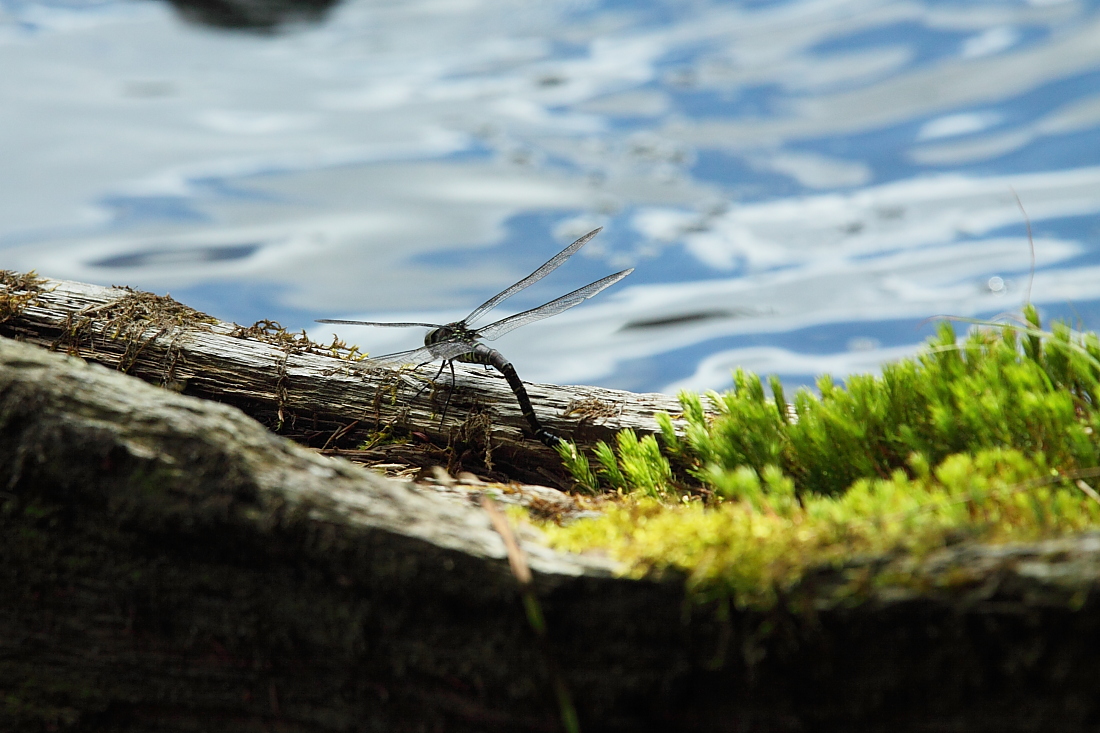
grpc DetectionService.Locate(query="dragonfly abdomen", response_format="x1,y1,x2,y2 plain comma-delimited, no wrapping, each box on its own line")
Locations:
457,344,562,448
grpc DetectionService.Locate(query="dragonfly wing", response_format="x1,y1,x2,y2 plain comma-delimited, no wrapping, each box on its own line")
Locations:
363,345,438,366
316,319,443,328
463,228,603,327
424,339,480,361
476,267,633,341
365,339,476,366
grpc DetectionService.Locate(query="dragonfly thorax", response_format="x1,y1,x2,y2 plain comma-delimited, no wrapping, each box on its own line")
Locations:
424,323,478,347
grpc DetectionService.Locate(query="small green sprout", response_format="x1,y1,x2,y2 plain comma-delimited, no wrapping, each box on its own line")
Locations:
555,441,599,494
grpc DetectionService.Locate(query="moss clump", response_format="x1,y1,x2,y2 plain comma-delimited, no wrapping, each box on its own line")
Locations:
547,448,1100,608
546,307,1100,608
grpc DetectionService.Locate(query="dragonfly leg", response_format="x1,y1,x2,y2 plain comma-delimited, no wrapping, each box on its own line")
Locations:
410,360,447,400
439,360,457,429
412,360,455,431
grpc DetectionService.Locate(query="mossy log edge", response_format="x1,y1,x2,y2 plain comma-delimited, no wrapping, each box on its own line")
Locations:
4,336,1100,731
0,272,682,484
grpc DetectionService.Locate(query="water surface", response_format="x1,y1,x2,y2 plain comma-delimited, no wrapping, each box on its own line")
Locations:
3,0,1100,395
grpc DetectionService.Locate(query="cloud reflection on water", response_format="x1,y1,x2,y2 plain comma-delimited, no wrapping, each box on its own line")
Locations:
3,0,1100,394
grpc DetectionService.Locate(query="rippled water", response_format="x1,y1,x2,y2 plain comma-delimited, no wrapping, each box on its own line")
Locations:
4,0,1100,395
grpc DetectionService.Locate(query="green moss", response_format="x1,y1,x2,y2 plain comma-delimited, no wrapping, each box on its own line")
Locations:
547,309,1100,608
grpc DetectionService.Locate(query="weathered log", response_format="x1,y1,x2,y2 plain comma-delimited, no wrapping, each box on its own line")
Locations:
5,334,1100,731
0,333,608,731
0,271,681,484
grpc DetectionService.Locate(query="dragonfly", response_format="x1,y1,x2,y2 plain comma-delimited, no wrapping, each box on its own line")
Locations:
317,228,632,448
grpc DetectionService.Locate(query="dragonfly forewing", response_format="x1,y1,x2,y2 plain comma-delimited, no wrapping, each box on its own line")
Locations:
476,267,634,341
463,227,602,327
316,319,444,328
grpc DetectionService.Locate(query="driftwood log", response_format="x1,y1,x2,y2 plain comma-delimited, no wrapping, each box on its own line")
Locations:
4,274,1100,731
0,272,681,485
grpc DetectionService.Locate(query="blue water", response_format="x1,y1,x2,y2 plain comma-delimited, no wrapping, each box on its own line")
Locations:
4,0,1100,395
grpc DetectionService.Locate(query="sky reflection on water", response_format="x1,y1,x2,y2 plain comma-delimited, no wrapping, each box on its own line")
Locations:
3,0,1100,395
